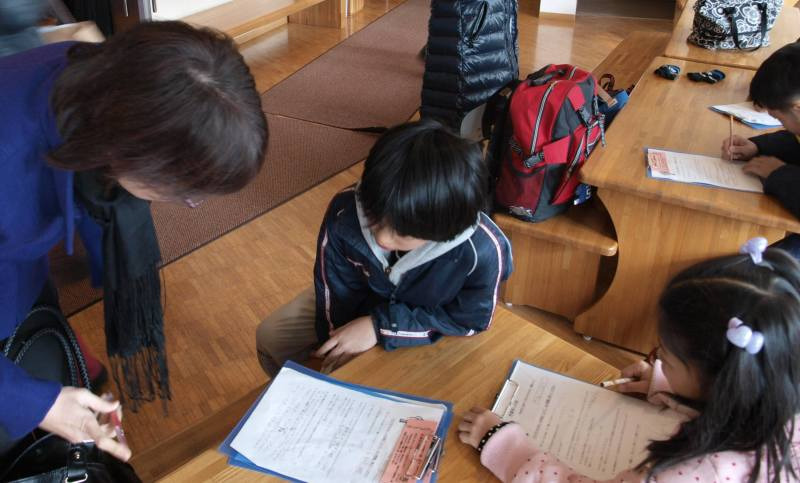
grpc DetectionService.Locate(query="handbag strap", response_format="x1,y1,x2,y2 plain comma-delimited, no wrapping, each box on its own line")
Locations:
3,305,92,391
65,443,91,483
725,2,768,51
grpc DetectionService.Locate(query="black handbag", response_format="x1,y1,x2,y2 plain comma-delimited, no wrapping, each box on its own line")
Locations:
688,0,783,50
0,305,141,483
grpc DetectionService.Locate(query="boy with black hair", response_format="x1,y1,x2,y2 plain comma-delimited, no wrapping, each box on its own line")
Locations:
256,119,513,375
723,42,800,217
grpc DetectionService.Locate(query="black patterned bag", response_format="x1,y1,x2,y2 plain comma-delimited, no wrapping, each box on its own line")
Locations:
689,0,783,50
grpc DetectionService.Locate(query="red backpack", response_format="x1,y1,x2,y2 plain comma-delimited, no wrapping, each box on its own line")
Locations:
492,64,605,222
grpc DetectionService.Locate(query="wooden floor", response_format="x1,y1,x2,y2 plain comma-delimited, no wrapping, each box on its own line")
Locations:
577,0,675,20
67,1,670,479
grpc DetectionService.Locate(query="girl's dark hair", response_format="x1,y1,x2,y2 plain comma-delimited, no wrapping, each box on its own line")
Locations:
357,119,487,241
643,248,800,482
750,42,800,111
49,21,268,198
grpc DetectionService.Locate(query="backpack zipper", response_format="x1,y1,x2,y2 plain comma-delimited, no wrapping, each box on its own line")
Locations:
567,65,578,80
564,133,586,180
529,80,559,155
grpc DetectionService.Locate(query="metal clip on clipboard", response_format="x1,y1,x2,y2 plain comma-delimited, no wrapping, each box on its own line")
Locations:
491,379,519,418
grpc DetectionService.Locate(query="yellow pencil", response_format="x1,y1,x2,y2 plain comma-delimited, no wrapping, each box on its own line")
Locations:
729,115,734,161
599,377,635,388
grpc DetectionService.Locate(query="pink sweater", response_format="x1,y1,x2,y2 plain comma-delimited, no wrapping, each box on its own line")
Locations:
480,361,800,482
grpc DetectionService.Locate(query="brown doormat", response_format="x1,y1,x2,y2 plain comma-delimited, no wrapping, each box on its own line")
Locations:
52,115,378,315
260,0,429,128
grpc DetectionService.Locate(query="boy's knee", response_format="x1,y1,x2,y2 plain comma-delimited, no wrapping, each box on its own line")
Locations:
255,317,276,353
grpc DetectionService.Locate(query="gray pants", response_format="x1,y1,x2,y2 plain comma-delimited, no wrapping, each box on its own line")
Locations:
255,288,319,377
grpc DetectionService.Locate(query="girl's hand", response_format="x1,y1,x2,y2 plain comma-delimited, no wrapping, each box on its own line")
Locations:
615,360,653,394
458,407,502,448
722,135,758,161
314,316,377,373
39,387,132,462
743,155,785,179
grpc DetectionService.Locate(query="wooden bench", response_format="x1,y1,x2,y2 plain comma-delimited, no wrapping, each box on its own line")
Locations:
494,30,670,323
182,0,364,44
494,200,617,320
675,0,691,20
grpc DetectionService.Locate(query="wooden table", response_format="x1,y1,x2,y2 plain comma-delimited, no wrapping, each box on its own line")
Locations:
592,30,671,90
576,56,800,354
665,0,800,70
158,307,619,482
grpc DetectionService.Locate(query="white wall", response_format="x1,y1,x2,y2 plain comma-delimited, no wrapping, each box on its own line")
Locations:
539,0,577,15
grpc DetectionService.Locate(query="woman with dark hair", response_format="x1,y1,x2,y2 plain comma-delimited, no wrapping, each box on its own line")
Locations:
0,21,268,461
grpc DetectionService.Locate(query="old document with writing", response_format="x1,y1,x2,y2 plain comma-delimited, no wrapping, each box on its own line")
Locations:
493,361,684,480
227,364,448,482
646,148,763,193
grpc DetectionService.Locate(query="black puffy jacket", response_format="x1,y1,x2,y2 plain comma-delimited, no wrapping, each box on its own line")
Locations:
421,0,519,130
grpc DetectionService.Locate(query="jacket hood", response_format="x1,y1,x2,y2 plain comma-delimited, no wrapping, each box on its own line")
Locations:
354,191,478,286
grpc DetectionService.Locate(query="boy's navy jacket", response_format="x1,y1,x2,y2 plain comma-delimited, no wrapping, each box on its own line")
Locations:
752,130,800,218
314,188,513,349
0,42,104,440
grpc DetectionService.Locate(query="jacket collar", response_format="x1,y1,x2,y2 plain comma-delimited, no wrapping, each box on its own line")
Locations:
354,189,478,285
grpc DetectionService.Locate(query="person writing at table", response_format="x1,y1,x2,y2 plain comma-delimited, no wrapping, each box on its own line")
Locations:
459,239,800,482
0,21,268,460
723,42,800,258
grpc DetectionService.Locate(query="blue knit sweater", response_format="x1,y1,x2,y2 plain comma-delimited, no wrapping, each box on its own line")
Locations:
0,42,103,440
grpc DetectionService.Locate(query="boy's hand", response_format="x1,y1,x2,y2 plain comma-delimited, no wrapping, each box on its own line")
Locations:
614,360,653,394
315,316,377,373
458,407,502,449
743,156,785,179
722,135,758,161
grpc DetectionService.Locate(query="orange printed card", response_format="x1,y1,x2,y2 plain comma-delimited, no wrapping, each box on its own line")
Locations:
647,150,673,175
380,419,438,483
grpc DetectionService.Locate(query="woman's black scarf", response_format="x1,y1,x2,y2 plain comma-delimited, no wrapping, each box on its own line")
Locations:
75,171,170,410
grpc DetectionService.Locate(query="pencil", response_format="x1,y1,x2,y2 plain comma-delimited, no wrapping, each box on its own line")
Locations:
729,115,734,161
599,377,635,388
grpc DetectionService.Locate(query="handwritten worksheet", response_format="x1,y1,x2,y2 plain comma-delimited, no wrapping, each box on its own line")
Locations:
229,366,447,482
646,148,763,193
493,361,685,480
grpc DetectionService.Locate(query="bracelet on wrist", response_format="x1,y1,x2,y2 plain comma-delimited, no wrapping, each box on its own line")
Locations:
477,421,510,453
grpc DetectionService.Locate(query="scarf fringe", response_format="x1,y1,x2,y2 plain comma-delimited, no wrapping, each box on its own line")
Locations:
105,265,171,412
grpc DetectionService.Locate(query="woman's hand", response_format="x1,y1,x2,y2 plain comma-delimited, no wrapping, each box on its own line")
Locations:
721,135,758,161
39,387,131,462
458,407,502,449
615,360,653,394
314,316,378,373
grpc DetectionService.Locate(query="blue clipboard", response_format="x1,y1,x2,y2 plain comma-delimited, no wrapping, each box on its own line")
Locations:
709,106,781,130
219,361,453,482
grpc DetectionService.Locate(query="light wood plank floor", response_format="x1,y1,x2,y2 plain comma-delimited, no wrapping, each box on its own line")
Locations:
67,0,670,476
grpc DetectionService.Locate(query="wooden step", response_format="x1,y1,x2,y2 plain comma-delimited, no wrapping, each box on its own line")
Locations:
494,200,618,257
130,385,264,482
182,0,349,43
